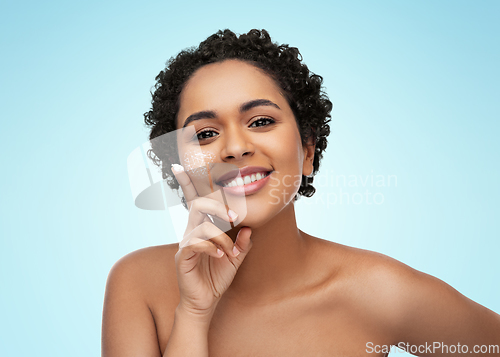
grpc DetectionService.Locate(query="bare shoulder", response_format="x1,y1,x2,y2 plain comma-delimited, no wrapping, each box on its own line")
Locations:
106,243,180,304
109,243,179,274
310,237,500,344
102,244,180,357
333,242,442,316
307,235,421,287
307,237,453,332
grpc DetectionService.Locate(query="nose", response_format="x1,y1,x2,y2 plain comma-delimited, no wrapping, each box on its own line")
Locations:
220,124,254,161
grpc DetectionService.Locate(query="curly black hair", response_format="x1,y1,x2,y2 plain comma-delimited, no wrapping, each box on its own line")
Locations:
144,29,332,199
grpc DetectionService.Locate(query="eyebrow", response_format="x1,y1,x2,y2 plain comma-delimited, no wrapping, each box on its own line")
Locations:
240,98,280,113
182,99,281,128
182,110,216,128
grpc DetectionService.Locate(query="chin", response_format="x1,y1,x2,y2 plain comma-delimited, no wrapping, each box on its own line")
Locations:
236,194,293,229
237,214,273,230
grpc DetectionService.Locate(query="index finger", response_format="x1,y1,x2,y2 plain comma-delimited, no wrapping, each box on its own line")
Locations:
171,164,199,203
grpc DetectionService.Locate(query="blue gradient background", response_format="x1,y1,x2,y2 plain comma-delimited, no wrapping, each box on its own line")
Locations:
1,1,498,356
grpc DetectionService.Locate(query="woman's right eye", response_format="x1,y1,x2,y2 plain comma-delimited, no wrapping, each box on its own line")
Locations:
196,129,218,141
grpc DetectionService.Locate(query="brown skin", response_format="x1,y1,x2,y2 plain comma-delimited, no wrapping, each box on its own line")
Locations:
102,60,500,356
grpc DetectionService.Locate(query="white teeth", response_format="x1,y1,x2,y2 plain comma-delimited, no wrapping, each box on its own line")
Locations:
223,171,269,187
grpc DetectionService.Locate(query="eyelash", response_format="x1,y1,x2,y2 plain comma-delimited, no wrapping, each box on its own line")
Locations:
249,117,275,128
194,117,276,142
196,129,218,141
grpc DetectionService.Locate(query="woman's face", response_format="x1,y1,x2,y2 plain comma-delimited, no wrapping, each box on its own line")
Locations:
176,59,314,228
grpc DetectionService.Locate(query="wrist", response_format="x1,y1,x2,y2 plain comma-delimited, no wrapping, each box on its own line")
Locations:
175,304,216,326
164,305,213,356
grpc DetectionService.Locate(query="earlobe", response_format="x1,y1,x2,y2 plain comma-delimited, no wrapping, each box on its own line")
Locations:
303,157,314,177
302,141,315,177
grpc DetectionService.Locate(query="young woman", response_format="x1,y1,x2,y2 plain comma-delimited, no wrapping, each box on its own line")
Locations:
102,29,500,356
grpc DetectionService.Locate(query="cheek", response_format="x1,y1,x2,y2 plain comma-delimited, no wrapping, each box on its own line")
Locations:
182,150,216,177
277,133,304,169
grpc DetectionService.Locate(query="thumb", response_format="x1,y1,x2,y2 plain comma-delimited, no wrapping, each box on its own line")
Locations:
233,227,252,259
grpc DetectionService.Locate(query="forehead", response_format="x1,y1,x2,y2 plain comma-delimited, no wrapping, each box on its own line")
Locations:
177,60,288,126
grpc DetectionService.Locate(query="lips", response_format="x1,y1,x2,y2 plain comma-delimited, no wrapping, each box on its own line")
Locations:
215,166,272,186
214,166,273,195
222,171,271,187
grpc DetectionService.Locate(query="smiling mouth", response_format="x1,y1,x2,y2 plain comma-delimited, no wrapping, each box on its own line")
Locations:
219,171,272,188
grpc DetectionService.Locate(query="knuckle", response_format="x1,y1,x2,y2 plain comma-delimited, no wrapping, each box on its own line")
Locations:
174,248,184,262
200,221,213,231
190,199,201,211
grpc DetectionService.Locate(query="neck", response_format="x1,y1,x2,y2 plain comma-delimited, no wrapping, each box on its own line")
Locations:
225,202,312,304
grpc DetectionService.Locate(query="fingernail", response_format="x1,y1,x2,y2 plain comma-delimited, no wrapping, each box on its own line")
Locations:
228,210,238,220
232,246,240,257
171,164,184,173
217,248,224,257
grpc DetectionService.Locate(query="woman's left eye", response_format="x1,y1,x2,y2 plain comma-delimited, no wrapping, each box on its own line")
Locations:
249,117,275,128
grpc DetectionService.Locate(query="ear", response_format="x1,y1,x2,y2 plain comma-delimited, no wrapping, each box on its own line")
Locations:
302,137,315,177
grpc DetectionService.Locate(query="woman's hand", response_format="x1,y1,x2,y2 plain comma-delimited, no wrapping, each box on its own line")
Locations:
171,164,252,321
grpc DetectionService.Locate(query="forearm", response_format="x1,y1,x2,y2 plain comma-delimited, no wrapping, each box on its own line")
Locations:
163,306,213,357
